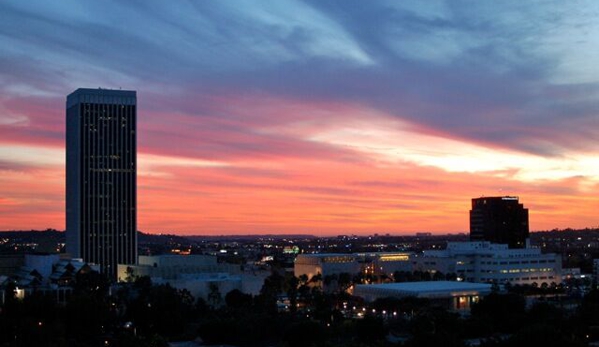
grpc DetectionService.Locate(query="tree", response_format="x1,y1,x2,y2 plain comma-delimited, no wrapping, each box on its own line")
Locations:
127,283,194,338
66,289,111,342
432,271,445,281
133,275,153,291
73,271,110,299
323,274,337,287
445,272,458,281
337,272,352,292
394,270,411,283
3,281,17,305
471,293,526,333
207,283,222,308
298,274,309,285
309,273,323,286
285,275,299,313
408,307,465,347
282,320,326,347
255,272,285,314
125,266,137,283
356,316,386,342
225,289,252,310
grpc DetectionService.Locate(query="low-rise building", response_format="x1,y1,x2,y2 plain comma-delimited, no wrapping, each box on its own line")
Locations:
356,252,412,277
294,252,413,280
412,242,562,286
0,254,99,304
117,255,267,303
294,253,360,280
354,281,493,311
116,254,238,282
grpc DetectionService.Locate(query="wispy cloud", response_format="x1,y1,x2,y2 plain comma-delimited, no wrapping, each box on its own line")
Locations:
0,0,597,234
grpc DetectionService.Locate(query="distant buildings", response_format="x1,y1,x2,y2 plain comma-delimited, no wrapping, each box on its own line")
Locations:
470,196,529,248
294,241,562,288
66,88,137,278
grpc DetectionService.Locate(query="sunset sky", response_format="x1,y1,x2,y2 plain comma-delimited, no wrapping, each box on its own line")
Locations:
0,1,597,235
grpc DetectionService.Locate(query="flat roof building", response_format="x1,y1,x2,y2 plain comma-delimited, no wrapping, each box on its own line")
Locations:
354,281,492,311
413,241,562,286
470,196,529,248
116,254,237,282
294,253,359,281
294,252,413,282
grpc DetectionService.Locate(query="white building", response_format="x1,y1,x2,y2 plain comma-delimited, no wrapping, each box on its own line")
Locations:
356,252,412,276
0,254,99,304
354,281,492,311
116,254,237,282
412,242,562,286
294,252,413,280
294,253,360,280
117,255,268,303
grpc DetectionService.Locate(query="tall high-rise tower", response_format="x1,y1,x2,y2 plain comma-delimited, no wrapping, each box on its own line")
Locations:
469,196,529,248
66,88,137,278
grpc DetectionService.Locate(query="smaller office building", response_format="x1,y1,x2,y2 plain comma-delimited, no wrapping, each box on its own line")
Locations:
354,281,493,311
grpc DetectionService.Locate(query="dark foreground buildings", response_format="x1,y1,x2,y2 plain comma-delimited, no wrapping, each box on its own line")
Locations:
66,88,137,278
470,196,529,248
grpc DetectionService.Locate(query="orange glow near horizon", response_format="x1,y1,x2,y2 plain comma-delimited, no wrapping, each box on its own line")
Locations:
0,94,597,236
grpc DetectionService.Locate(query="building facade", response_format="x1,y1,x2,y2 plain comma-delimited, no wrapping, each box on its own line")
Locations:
116,254,238,282
294,252,412,281
66,88,137,278
294,253,360,281
470,196,529,248
355,252,412,277
412,241,562,286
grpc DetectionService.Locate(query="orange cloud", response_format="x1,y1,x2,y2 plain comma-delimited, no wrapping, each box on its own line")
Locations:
1,93,597,235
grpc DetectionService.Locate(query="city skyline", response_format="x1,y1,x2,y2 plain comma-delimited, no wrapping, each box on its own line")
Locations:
0,1,598,235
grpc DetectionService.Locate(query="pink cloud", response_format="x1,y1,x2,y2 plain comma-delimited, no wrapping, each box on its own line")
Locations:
1,91,597,235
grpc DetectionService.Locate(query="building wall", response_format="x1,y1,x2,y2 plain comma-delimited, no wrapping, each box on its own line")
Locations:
164,273,242,304
355,252,412,276
116,255,238,282
138,255,217,267
0,254,25,276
